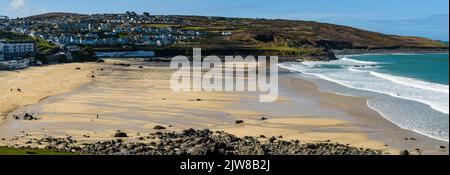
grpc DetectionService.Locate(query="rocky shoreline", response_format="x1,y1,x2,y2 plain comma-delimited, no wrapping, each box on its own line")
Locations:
11,129,383,155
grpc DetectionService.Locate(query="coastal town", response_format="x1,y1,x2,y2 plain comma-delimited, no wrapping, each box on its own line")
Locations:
2,12,447,70
0,12,214,69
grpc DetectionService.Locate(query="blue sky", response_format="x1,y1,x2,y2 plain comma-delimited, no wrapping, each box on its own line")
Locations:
1,0,448,40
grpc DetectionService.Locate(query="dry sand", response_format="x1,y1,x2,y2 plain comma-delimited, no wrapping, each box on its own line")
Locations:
1,63,99,122
0,59,447,155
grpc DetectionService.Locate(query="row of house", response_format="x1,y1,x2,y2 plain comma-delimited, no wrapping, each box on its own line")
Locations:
0,16,10,30
7,12,203,47
1,12,234,69
0,40,35,69
1,13,190,69
40,26,193,46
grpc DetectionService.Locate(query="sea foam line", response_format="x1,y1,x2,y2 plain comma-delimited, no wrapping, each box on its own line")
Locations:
340,57,378,65
370,71,449,94
279,63,449,114
301,57,378,67
348,67,366,73
366,100,449,142
312,73,449,115
348,67,449,94
337,52,449,58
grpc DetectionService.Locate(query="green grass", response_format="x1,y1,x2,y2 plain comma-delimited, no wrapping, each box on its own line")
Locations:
181,26,245,33
0,147,78,155
0,30,33,41
256,45,325,56
118,32,128,38
258,46,300,52
182,26,228,31
0,30,58,55
297,47,324,54
181,26,208,31
143,24,179,28
258,45,322,53
36,41,59,55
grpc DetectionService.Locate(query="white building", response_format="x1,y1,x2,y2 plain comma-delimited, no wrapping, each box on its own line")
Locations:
221,31,233,36
0,40,35,61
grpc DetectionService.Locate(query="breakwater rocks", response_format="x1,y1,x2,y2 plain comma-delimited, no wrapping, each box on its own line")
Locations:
13,113,40,120
28,129,383,155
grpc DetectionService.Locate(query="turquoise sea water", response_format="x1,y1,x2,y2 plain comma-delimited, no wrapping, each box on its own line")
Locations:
351,54,449,85
279,53,449,141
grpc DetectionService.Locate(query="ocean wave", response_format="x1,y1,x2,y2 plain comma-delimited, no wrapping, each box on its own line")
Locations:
278,63,308,72
370,71,449,94
348,67,367,73
340,57,378,65
314,71,449,115
279,63,449,114
301,57,378,68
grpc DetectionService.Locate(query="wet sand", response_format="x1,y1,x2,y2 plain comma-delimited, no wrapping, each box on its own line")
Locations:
0,59,447,155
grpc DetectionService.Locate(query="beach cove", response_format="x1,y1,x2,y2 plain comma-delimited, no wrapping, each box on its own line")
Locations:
0,59,448,155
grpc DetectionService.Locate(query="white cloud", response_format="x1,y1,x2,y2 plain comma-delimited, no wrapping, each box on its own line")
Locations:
9,0,26,10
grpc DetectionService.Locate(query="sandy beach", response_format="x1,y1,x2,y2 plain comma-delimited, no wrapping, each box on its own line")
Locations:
0,63,99,122
0,59,448,155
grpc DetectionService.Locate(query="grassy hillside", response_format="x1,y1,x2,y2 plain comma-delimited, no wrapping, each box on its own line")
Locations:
147,15,447,60
0,30,34,41
0,30,59,55
24,12,88,19
170,16,447,50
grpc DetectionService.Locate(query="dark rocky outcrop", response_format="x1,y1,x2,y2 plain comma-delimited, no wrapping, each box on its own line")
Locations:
235,120,244,124
113,130,128,138
400,150,410,155
27,129,383,155
13,113,39,120
153,126,167,130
